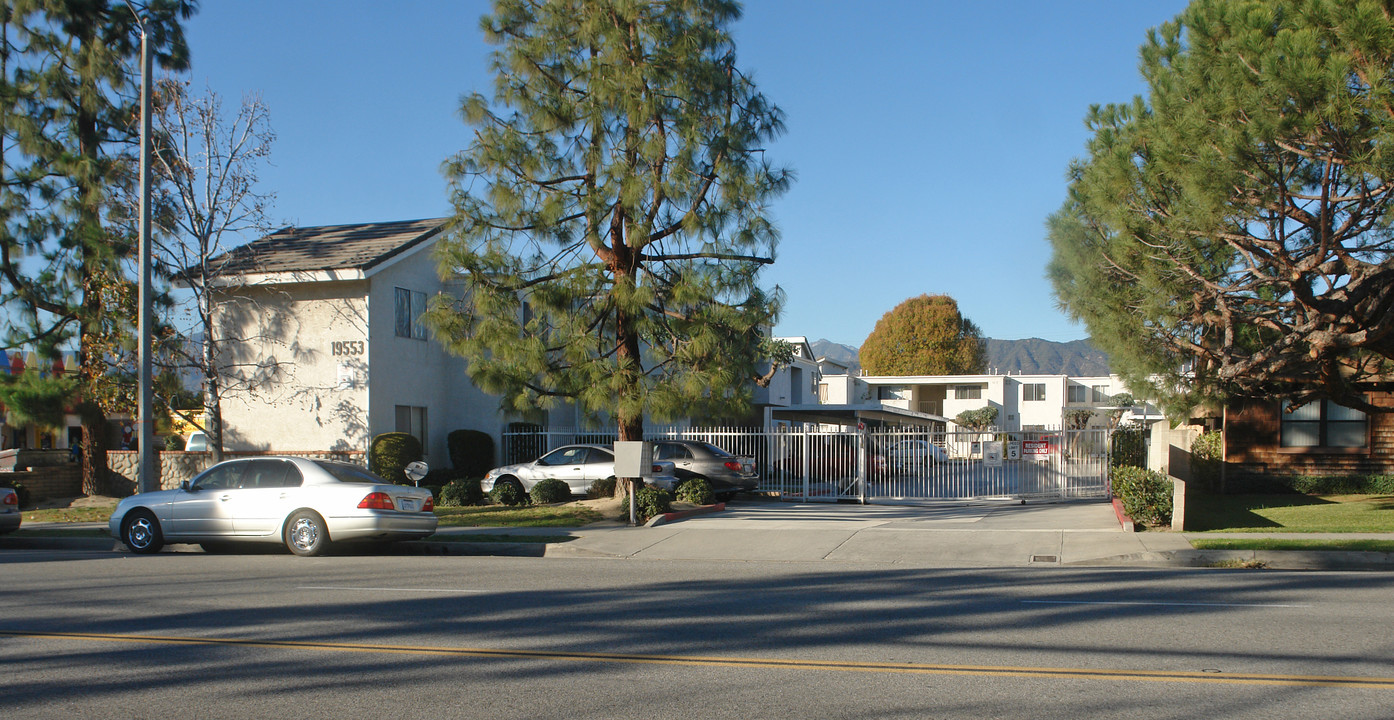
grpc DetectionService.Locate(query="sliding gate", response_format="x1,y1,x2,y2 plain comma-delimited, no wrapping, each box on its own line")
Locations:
500,426,1112,505
758,427,1112,504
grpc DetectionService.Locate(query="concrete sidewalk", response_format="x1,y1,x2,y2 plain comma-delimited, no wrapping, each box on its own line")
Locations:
541,499,1199,566
8,498,1394,570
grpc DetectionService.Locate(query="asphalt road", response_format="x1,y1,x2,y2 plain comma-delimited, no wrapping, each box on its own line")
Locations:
3,549,1394,719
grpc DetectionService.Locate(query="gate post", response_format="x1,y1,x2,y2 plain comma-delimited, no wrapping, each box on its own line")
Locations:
856,425,867,504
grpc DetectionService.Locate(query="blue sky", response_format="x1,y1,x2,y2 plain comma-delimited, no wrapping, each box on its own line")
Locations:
182,0,1190,348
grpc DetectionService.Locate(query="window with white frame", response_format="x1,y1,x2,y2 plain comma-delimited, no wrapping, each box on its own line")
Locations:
1067,385,1087,403
1280,399,1367,449
1092,385,1109,403
1023,383,1045,402
954,385,982,400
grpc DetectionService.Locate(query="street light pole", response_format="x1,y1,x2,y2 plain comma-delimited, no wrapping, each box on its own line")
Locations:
136,17,155,493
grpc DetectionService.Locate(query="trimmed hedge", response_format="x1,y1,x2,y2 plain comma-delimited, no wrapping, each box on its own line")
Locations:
530,477,572,504
587,476,617,499
448,429,495,477
1191,431,1222,490
676,477,714,505
439,478,484,507
619,485,673,524
1112,466,1173,527
490,481,529,507
369,432,423,485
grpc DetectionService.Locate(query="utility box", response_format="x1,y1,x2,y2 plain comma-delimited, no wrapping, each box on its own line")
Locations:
613,441,653,478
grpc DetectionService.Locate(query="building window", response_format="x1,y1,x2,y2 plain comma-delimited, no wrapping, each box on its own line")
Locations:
818,383,829,404
395,405,428,452
1092,385,1108,403
394,288,428,340
1280,400,1366,448
878,386,908,401
1067,385,1087,403
954,385,982,400
1023,384,1045,402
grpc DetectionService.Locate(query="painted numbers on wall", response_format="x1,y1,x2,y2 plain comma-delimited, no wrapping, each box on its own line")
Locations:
331,340,365,356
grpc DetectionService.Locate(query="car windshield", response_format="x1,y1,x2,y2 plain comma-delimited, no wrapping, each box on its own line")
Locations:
698,442,734,458
313,460,389,484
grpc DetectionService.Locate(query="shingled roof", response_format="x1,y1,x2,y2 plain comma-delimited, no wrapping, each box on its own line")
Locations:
198,218,449,278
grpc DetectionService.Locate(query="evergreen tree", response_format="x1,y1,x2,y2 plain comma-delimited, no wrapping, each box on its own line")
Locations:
859,294,987,376
0,0,193,492
1048,0,1394,418
428,1,790,452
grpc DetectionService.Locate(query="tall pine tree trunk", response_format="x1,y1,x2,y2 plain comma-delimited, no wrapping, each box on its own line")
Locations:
77,88,109,497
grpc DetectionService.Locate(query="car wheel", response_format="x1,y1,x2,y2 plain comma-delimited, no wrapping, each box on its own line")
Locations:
121,510,164,554
284,510,330,557
503,477,526,496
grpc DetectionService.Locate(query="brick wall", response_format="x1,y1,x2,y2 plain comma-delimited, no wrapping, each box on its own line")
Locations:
1226,393,1394,483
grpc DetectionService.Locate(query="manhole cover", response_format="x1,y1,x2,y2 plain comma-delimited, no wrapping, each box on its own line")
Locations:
1030,555,1059,563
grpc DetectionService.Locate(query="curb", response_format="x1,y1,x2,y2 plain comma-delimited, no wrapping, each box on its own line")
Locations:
1110,497,1136,532
646,502,726,528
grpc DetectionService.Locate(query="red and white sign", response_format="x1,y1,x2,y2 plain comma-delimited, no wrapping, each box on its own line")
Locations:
1022,440,1051,457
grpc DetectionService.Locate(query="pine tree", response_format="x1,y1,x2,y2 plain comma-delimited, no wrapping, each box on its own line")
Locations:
0,0,193,492
428,0,791,451
859,294,987,376
1048,0,1394,417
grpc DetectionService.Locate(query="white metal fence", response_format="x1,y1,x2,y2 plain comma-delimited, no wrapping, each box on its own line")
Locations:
502,425,1112,504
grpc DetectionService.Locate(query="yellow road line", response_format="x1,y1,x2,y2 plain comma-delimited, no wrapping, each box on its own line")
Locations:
7,630,1394,689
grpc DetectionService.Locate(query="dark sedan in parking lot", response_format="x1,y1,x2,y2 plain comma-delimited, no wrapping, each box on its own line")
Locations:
651,440,758,501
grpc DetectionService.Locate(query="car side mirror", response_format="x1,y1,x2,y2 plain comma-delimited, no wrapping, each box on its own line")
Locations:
181,480,195,492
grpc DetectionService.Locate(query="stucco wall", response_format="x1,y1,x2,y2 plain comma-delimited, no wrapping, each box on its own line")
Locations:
215,280,372,452
366,246,502,464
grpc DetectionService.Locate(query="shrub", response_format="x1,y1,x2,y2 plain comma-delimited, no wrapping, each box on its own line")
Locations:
490,480,529,507
163,434,186,451
447,429,496,477
1191,431,1222,490
422,467,463,487
530,477,572,504
619,485,673,524
676,477,714,505
369,432,423,485
1284,474,1394,495
439,477,484,507
587,476,617,499
1110,426,1146,469
1112,466,1173,527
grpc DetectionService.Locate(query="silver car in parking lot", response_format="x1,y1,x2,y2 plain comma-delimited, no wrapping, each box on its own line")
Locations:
108,457,437,556
483,444,676,497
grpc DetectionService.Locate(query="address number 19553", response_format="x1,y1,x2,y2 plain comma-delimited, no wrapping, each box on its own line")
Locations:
332,340,365,356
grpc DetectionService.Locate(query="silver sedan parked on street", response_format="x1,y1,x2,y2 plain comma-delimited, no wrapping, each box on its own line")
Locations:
109,457,438,556
0,486,20,534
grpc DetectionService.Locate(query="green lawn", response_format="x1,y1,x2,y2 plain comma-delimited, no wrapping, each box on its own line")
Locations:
432,503,604,528
21,505,117,524
1189,537,1394,552
1185,494,1394,533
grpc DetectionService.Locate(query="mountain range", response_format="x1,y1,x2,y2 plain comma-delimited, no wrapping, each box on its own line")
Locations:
806,337,1111,377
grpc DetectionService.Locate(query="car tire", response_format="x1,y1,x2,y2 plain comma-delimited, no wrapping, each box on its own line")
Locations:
121,510,164,554
284,510,330,557
503,477,526,497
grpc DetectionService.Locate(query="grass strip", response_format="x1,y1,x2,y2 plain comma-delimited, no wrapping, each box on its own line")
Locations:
10,528,112,538
1189,538,1394,553
433,504,602,528
426,533,575,544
